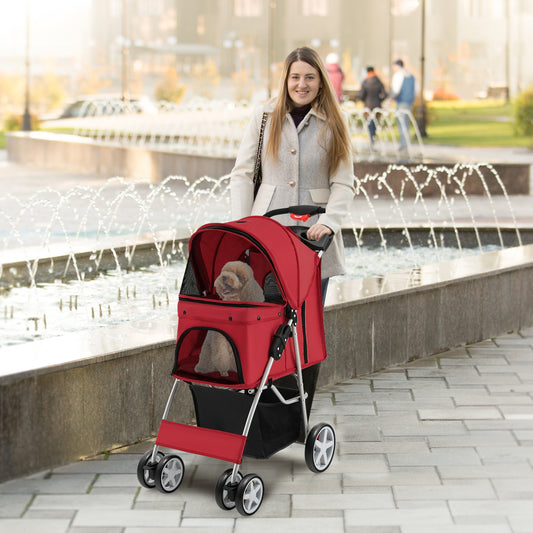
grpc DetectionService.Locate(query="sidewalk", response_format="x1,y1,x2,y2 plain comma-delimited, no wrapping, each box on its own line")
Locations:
1,328,533,532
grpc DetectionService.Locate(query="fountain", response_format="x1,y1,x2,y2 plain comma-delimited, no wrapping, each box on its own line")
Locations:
0,164,529,348
2,101,533,483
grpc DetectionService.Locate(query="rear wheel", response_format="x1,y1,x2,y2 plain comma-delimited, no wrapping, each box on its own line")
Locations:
155,454,185,493
137,450,164,488
305,423,336,473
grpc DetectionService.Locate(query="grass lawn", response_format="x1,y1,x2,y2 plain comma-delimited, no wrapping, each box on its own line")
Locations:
425,100,532,147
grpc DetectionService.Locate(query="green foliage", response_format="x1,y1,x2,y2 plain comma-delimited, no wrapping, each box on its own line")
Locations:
513,87,533,136
426,100,532,147
3,113,40,131
154,67,187,103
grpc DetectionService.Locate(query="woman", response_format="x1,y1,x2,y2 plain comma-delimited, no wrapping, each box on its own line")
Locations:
230,46,355,299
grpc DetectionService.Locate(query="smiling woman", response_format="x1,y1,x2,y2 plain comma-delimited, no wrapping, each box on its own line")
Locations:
287,61,322,108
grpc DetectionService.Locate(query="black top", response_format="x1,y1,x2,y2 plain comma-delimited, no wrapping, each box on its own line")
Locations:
290,104,312,128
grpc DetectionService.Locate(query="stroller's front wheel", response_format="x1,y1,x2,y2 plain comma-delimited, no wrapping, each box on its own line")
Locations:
155,454,185,493
215,468,243,510
137,450,164,488
305,423,336,473
235,474,264,516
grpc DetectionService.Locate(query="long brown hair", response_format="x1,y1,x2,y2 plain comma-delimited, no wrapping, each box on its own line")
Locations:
266,47,352,176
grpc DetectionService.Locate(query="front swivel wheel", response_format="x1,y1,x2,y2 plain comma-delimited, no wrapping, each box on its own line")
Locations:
235,474,264,516
137,450,164,488
215,468,243,511
155,454,185,493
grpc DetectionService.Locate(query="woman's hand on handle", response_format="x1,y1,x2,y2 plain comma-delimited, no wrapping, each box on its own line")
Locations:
306,223,332,241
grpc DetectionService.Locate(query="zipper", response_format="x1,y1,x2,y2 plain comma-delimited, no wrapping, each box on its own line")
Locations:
179,296,265,309
198,224,284,296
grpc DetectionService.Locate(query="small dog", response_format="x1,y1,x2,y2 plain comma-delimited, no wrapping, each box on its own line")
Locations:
194,261,264,376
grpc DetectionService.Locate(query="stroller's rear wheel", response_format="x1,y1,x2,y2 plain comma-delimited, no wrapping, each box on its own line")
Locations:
235,474,264,516
215,468,243,510
305,423,336,473
137,450,164,488
155,454,185,493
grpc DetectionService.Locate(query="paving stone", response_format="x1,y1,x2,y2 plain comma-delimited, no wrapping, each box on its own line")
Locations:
438,463,533,479
340,440,429,455
449,499,533,517
418,407,502,420
343,467,441,487
345,508,454,527
293,492,395,510
381,421,467,437
125,527,231,533
0,520,71,533
393,479,495,500
233,517,344,533
0,474,94,494
453,395,532,406
0,494,32,518
72,509,182,527
428,430,515,448
402,526,511,533
31,493,135,510
387,449,481,467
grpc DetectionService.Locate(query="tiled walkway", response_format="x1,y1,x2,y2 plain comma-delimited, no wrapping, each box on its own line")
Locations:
2,328,533,532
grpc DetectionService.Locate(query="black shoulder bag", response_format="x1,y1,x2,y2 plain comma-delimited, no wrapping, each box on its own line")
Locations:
253,112,268,199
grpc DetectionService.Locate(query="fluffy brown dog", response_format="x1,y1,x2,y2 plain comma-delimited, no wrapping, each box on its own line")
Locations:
194,261,264,376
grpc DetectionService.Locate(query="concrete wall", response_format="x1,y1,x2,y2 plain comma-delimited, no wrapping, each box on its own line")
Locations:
6,132,530,194
2,245,533,482
6,132,235,182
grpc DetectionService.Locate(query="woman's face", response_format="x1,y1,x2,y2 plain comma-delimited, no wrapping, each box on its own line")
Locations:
287,60,322,107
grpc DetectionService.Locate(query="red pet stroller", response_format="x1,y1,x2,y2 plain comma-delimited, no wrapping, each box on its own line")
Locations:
137,206,336,516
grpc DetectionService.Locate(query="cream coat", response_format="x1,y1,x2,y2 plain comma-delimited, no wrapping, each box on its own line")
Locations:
230,101,356,279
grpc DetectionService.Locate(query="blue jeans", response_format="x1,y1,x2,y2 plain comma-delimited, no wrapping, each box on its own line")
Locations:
396,103,411,149
321,278,329,307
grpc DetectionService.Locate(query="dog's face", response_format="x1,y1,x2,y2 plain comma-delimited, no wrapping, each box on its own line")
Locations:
214,261,252,301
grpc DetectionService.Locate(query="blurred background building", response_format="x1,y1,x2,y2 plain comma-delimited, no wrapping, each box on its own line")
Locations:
1,0,532,116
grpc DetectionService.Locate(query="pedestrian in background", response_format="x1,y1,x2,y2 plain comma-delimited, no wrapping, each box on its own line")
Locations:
359,66,387,144
390,59,415,151
325,53,345,103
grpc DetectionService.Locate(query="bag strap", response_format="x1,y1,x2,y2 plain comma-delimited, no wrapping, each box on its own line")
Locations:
253,112,268,197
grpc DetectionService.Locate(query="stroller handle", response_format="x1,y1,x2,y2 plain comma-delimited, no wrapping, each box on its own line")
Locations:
263,205,324,219
264,205,333,253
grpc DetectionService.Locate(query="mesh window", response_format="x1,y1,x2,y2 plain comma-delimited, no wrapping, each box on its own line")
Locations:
263,273,284,303
180,259,202,296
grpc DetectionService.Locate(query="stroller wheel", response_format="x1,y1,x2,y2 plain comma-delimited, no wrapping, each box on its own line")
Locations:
137,450,164,488
235,474,264,516
305,423,336,473
155,454,185,493
215,468,243,510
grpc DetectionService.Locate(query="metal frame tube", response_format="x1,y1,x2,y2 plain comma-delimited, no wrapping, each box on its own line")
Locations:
291,321,309,440
151,378,180,462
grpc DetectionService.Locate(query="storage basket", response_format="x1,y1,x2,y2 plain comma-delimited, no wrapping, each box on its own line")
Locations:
190,384,301,459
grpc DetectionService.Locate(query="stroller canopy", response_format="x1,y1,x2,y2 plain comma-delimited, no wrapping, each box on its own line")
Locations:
187,216,320,309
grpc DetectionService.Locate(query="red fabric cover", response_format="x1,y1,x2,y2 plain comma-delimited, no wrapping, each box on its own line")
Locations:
156,419,247,464
189,217,320,309
173,215,328,389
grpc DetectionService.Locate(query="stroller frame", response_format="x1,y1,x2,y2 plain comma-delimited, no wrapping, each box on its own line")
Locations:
136,207,336,516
